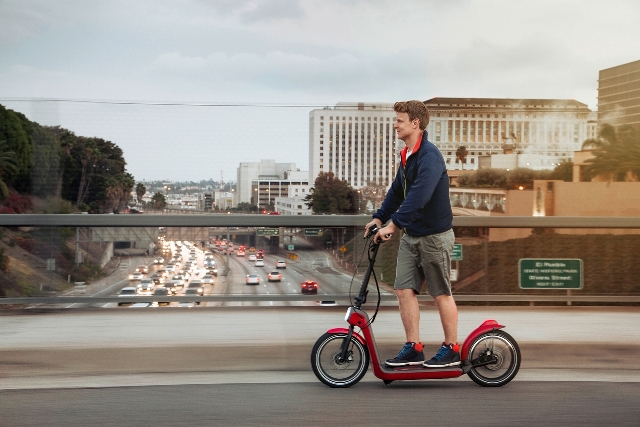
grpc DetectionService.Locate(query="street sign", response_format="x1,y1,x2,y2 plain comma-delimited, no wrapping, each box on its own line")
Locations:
304,228,323,236
256,228,279,236
46,259,55,271
519,259,583,289
339,246,347,253
451,244,463,261
288,244,295,251
450,269,458,281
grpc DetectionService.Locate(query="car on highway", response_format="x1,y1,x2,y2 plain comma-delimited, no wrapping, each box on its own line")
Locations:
255,259,264,267
275,260,287,269
118,287,138,306
236,250,245,257
188,279,203,288
206,266,219,276
170,275,186,288
150,273,165,285
301,280,318,294
201,275,215,285
267,271,282,282
151,287,171,305
153,257,164,264
129,302,150,308
249,247,256,252
128,272,144,281
316,300,337,306
165,264,176,273
184,287,203,304
135,265,149,274
248,254,257,261
136,279,155,295
246,274,261,285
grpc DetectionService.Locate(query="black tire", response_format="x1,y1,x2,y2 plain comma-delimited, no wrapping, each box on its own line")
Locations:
467,330,521,387
311,332,369,388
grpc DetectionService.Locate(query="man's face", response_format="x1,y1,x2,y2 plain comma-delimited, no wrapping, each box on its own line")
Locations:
394,112,419,142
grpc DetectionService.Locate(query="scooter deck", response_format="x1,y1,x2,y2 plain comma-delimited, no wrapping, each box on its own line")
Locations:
374,363,464,380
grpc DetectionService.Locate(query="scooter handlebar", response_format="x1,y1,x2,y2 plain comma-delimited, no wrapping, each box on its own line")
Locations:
364,225,391,243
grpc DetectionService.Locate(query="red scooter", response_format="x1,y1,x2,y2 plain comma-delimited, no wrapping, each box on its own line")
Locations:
311,226,521,388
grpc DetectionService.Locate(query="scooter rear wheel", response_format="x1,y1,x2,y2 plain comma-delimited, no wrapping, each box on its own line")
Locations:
467,330,521,387
311,332,369,388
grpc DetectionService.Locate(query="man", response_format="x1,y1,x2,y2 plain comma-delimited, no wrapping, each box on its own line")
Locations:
364,100,458,368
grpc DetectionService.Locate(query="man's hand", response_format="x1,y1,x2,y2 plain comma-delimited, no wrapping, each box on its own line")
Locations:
364,218,382,238
374,221,398,243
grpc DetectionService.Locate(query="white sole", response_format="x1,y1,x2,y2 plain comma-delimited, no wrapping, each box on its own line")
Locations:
423,361,461,368
385,361,425,367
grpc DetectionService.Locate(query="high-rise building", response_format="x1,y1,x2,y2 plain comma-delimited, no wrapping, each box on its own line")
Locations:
598,59,640,132
423,98,592,170
309,103,398,189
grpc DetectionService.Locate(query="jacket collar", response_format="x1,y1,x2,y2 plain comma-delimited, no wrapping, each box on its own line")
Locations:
400,131,425,167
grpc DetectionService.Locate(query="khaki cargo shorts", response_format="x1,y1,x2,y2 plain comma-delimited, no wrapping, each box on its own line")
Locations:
394,229,455,297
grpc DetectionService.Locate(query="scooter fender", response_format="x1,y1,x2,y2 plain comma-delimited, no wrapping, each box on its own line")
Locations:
460,320,505,361
326,328,367,347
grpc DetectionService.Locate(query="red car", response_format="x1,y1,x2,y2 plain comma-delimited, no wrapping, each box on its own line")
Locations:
301,280,318,294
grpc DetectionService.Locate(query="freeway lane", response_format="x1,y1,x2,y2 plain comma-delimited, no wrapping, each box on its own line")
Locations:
1,381,638,426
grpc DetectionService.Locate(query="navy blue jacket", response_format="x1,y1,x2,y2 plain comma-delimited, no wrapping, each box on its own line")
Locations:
373,131,452,236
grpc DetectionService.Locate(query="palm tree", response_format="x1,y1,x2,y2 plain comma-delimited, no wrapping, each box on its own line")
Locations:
135,183,146,205
0,139,18,201
455,146,468,170
584,124,640,181
151,192,166,211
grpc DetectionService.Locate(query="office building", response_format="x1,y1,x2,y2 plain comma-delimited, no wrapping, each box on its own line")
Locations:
309,103,398,189
598,59,640,132
236,159,301,204
424,97,592,170
274,184,312,215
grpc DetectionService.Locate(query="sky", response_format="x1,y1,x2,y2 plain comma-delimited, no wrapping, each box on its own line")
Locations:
1,0,640,183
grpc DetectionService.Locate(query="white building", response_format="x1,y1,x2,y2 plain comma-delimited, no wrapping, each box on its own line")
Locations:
236,159,298,204
274,184,312,215
309,102,398,189
424,98,592,170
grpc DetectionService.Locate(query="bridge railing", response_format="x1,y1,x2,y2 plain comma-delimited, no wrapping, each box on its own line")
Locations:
1,214,639,306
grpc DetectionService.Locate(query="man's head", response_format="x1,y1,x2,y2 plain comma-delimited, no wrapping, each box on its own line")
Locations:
393,100,429,143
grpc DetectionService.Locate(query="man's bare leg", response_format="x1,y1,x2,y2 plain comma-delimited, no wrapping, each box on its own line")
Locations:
434,294,458,344
396,288,420,343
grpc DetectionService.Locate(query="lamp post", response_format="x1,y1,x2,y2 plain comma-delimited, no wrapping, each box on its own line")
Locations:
357,190,361,214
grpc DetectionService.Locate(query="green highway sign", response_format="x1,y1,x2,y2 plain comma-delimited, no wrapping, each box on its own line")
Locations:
287,244,295,251
451,244,463,261
304,228,323,236
256,228,279,236
519,259,583,289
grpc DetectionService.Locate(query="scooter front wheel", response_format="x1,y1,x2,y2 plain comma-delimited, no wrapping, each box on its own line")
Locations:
467,330,521,387
311,332,369,388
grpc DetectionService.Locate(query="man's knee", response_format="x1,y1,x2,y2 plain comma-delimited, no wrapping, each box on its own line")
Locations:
395,288,417,300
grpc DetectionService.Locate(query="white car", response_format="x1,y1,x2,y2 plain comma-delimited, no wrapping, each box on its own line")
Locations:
246,274,261,285
165,264,176,273
275,260,287,269
118,287,138,306
267,271,282,282
153,257,164,264
128,272,144,281
248,254,257,261
255,259,264,267
136,279,154,295
170,275,186,288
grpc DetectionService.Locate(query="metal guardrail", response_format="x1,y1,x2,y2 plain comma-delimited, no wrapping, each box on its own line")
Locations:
1,214,640,306
1,214,640,228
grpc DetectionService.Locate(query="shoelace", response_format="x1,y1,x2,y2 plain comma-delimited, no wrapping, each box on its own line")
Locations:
431,345,450,361
395,343,413,358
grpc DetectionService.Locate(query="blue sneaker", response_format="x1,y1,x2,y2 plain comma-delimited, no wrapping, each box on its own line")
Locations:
385,342,424,366
424,343,461,368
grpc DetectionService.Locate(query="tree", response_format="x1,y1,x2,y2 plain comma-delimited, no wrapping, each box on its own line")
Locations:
136,183,146,205
358,181,387,213
151,192,166,210
583,124,640,181
305,172,354,214
548,160,573,182
0,139,18,201
455,146,468,169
